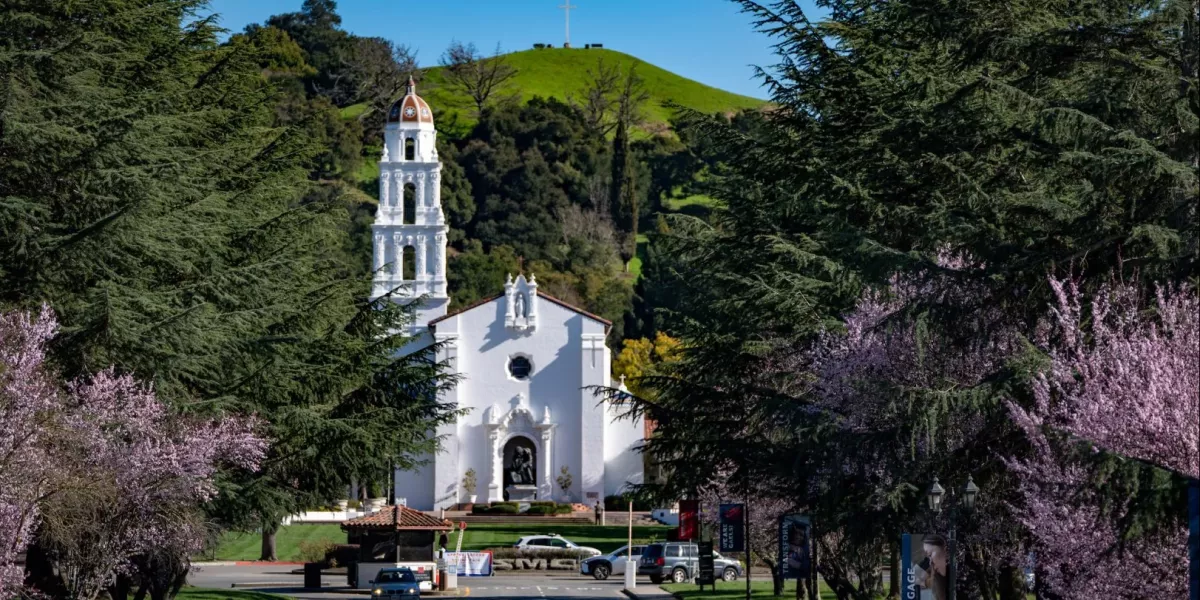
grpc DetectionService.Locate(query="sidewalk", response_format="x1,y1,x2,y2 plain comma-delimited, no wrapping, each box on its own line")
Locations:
622,585,675,600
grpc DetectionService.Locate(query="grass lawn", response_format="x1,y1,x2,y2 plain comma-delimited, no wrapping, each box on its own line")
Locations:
206,523,672,561
627,233,650,278
176,588,286,600
664,193,720,212
206,524,343,562
339,102,368,120
665,579,838,600
421,48,766,134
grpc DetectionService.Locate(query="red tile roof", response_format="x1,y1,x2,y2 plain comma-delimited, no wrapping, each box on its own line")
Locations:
341,505,453,531
428,290,611,330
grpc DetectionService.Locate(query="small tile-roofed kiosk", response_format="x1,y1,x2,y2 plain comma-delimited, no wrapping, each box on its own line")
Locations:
342,505,452,590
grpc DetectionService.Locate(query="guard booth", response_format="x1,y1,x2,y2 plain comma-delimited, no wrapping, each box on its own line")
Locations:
342,505,453,591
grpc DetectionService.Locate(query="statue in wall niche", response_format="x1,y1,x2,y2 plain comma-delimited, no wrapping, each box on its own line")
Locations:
509,446,534,485
514,292,526,319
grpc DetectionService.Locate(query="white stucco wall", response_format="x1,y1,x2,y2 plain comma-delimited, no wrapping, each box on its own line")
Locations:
604,400,645,496
392,290,644,510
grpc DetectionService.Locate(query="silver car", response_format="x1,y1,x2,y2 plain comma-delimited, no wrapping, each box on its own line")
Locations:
580,544,645,580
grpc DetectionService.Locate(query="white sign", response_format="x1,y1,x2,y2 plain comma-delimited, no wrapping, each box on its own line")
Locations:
445,551,493,576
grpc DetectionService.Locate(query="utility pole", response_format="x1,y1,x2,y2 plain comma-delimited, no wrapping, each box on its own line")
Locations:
559,1,577,48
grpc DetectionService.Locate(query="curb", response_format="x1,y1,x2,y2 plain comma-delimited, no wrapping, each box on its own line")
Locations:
230,582,311,588
620,586,676,600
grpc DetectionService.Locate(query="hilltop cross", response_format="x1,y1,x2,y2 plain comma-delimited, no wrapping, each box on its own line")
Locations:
559,1,577,48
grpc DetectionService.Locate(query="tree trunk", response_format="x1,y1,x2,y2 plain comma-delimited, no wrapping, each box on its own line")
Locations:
109,573,133,600
998,564,1025,600
763,558,782,596
260,521,279,562
628,169,639,262
169,565,188,599
888,542,899,598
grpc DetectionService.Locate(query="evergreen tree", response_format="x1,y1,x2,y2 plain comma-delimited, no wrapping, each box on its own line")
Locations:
620,0,1198,597
0,0,458,567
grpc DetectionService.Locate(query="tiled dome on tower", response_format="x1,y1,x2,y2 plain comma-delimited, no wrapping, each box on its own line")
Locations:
386,76,434,128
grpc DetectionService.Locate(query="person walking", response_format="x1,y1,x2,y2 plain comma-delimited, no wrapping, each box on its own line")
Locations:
594,501,604,525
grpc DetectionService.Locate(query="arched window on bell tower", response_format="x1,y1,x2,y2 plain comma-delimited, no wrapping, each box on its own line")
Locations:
402,246,415,280
404,137,415,161
403,183,416,224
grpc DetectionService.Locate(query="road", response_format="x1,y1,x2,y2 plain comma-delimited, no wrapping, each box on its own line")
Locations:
188,565,668,599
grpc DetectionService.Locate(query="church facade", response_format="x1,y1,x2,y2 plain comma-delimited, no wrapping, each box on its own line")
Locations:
372,80,644,510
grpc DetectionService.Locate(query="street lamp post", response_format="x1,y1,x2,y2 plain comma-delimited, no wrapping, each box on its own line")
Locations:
926,475,982,600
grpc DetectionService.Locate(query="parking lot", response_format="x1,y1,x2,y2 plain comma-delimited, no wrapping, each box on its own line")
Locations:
186,564,664,599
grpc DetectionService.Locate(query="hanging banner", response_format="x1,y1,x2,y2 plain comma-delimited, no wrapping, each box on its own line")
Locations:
444,551,493,577
901,533,955,600
718,503,745,552
779,514,812,580
1189,481,1198,600
678,499,700,541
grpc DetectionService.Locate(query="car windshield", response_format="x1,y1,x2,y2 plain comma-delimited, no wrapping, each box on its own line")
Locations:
377,570,416,583
642,545,664,558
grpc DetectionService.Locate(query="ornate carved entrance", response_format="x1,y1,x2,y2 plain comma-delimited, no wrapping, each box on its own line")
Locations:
484,394,555,502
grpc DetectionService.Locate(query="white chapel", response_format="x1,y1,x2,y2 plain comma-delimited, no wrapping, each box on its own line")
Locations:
371,79,645,511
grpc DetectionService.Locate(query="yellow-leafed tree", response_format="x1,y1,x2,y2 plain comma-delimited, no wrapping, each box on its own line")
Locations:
613,332,681,396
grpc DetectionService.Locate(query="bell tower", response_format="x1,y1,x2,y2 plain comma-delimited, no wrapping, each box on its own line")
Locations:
371,77,449,327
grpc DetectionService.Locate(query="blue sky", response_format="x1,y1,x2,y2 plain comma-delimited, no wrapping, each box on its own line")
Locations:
200,0,822,99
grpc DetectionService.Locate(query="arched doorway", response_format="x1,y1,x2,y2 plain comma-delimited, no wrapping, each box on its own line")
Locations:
502,436,537,501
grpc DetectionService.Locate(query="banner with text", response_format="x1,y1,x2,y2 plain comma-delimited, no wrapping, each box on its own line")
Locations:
901,533,955,600
779,514,812,580
719,503,745,553
1189,481,1198,600
679,500,699,541
445,551,493,577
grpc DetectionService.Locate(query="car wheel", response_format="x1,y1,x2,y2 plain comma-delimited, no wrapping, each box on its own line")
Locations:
722,567,737,581
649,575,664,584
671,568,688,583
592,564,610,580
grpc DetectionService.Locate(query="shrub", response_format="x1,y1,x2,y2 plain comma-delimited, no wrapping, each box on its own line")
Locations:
556,466,573,497
324,544,359,568
604,493,653,511
299,539,337,565
489,503,519,514
554,504,573,515
533,43,546,49
529,501,555,507
462,468,477,496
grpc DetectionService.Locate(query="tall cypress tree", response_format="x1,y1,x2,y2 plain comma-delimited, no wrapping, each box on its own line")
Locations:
0,0,458,572
622,1,1198,597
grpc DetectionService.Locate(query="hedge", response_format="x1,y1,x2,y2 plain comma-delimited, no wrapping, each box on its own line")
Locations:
605,494,654,511
472,502,574,515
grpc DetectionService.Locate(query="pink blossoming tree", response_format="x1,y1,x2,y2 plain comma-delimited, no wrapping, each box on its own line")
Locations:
0,307,267,600
0,308,59,600
1008,277,1197,599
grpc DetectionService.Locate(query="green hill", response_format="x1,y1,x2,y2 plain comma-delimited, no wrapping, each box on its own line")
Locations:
418,47,765,134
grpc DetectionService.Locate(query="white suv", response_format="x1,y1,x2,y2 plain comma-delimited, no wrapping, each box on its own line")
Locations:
512,534,602,557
